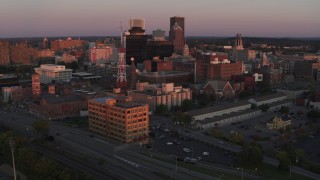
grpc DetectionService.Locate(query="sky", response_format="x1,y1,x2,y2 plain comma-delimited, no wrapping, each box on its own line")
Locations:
0,0,319,38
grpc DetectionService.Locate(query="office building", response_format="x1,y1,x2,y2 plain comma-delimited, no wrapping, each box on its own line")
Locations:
34,64,73,84
128,82,192,111
10,42,37,65
129,19,145,30
88,44,112,63
88,97,149,143
0,41,9,66
125,27,150,64
51,37,85,51
170,16,185,36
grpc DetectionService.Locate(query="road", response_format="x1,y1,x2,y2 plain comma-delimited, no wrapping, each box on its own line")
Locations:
0,107,225,180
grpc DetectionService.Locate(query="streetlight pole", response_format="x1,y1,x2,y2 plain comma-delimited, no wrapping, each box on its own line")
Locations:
289,165,292,179
174,155,178,172
9,137,17,180
242,168,243,180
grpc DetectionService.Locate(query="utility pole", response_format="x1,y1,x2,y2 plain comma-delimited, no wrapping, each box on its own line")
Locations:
9,137,17,180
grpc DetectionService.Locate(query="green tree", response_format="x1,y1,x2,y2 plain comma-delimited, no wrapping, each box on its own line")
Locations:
307,110,320,121
279,106,289,114
181,99,193,111
248,146,263,164
229,133,244,145
155,104,168,115
175,111,192,125
32,119,50,139
259,104,270,112
209,128,226,139
278,151,291,171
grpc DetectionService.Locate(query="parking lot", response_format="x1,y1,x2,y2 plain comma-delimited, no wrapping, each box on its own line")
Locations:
148,123,235,167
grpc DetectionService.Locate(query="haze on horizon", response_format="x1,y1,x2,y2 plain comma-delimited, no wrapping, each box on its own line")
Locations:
0,0,319,38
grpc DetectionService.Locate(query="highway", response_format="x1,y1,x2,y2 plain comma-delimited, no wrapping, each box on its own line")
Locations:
0,108,224,180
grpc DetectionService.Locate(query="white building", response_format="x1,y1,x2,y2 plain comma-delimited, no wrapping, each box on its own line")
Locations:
128,82,192,111
188,101,251,121
34,64,72,84
248,93,287,106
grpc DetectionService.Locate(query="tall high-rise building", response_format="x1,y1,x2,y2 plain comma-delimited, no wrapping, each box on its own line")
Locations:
0,40,10,66
170,16,185,37
125,27,150,64
169,16,185,55
129,19,145,30
170,23,184,55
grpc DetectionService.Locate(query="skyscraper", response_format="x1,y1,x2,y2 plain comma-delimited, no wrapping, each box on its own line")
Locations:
169,16,185,37
169,16,185,55
128,19,145,30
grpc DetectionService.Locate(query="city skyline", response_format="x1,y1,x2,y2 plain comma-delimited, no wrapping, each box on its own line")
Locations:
0,0,319,38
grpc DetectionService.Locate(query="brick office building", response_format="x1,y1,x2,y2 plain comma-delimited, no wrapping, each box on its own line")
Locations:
88,97,149,143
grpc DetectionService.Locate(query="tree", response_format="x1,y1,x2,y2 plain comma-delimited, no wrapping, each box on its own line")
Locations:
175,111,192,125
155,104,168,115
229,133,244,145
32,119,50,139
181,99,193,111
278,151,291,171
307,110,320,121
279,106,289,114
259,104,270,112
238,144,263,166
248,146,263,164
209,128,226,139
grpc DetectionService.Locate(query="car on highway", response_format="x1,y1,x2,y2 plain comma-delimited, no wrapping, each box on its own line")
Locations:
160,135,166,139
183,148,192,153
163,128,170,132
202,152,210,156
166,142,173,146
184,157,197,164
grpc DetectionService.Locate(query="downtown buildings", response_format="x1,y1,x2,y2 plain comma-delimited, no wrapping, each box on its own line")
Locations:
88,97,149,143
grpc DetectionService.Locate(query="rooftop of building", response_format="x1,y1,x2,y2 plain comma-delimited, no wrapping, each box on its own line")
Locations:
90,97,113,104
253,93,286,102
196,109,259,125
138,71,192,77
187,100,251,117
0,74,18,79
116,101,146,108
43,94,82,104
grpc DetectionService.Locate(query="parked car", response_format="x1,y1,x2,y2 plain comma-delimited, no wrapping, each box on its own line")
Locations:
183,148,192,153
202,152,210,156
166,142,173,146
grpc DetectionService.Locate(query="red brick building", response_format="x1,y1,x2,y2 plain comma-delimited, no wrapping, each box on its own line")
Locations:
51,38,85,51
0,40,9,66
10,42,37,65
143,59,173,72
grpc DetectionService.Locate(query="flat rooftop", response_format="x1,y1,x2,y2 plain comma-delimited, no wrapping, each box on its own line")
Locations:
91,97,113,104
187,100,251,117
116,101,145,108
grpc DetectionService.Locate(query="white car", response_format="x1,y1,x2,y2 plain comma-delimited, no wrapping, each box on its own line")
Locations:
163,128,170,132
183,148,192,153
202,152,210,156
166,142,173,145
